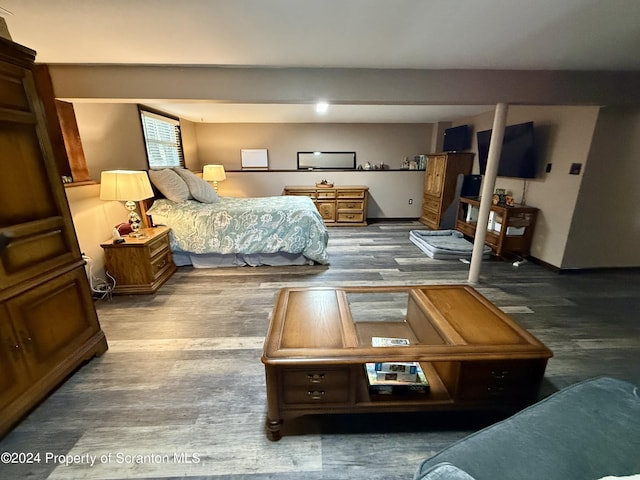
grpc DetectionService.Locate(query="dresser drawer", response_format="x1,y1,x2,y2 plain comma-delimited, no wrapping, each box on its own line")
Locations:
337,189,366,199
337,212,364,223
337,200,364,211
420,209,439,228
317,201,336,221
422,194,441,213
316,189,336,199
282,368,351,405
285,189,316,199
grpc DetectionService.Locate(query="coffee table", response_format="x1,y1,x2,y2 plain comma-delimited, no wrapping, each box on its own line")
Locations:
261,285,553,440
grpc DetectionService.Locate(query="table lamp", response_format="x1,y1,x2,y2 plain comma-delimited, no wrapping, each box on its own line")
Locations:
202,164,226,192
100,170,154,237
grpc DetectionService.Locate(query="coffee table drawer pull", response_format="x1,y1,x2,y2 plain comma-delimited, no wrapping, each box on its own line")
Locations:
307,373,325,383
487,386,506,396
307,390,325,400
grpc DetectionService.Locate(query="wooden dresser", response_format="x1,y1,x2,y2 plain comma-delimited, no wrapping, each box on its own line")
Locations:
0,37,108,438
283,185,369,226
419,153,473,229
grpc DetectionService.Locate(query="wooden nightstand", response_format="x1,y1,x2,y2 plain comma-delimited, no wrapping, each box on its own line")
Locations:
100,226,176,294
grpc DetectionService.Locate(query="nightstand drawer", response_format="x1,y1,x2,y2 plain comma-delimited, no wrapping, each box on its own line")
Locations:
151,250,173,280
148,234,171,260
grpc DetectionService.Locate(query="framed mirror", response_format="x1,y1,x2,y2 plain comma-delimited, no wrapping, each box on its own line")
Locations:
297,151,356,170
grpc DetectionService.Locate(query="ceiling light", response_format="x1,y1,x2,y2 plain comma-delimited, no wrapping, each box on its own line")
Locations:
315,102,329,114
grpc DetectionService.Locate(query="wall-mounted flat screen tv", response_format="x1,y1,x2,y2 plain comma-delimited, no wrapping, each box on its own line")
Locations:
297,151,356,170
477,121,537,178
443,124,471,152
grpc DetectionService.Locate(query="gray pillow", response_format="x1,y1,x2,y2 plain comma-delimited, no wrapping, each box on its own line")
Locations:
148,169,190,202
173,168,219,203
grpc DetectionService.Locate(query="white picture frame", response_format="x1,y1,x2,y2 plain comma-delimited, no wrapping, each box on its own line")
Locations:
241,149,269,170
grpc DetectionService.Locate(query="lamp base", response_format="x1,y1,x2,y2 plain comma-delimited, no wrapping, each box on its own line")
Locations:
125,200,145,238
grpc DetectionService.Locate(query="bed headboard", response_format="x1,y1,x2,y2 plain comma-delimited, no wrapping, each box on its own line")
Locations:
140,197,155,228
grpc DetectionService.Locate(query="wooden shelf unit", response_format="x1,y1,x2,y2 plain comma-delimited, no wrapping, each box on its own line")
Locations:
456,197,539,257
283,185,368,226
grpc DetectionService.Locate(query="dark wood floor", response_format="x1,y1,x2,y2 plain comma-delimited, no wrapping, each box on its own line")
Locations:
2,221,639,479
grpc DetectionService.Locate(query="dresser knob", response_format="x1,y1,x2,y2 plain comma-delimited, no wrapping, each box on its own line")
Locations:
307,390,325,400
307,373,325,383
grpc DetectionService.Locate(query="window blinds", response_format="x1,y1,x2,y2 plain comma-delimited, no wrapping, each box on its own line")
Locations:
140,109,185,169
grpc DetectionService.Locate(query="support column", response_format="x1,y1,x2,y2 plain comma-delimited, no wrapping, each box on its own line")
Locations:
468,103,509,284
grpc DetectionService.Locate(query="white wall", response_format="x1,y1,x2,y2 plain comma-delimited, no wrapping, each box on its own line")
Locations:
563,107,640,268
219,170,424,218
458,105,600,268
65,183,128,278
194,123,431,171
73,103,148,180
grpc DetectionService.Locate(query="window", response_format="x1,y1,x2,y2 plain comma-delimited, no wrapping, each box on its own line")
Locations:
139,107,185,169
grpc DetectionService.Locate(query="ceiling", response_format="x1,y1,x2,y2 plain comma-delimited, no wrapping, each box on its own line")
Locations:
2,0,639,123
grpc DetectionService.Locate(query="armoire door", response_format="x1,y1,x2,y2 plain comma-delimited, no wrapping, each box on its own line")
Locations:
0,35,107,440
0,42,81,291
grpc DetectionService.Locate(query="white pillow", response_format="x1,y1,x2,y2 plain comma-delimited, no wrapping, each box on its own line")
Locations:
173,168,219,203
148,169,190,202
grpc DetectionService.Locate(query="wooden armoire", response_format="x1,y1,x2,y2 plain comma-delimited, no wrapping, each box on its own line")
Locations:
0,37,108,438
419,152,474,230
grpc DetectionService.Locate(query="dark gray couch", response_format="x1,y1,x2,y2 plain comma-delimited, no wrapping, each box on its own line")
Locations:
414,377,640,480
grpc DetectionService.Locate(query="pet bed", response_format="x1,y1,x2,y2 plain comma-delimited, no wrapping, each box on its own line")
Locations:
409,230,491,260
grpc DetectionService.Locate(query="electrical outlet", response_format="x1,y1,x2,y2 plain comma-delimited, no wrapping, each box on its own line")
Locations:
569,163,582,175
408,198,413,205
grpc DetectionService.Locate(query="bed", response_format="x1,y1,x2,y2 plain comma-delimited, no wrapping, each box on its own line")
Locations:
147,196,329,267
144,167,329,267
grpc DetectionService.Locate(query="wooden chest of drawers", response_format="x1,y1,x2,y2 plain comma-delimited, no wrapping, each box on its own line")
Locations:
100,226,176,294
283,185,368,226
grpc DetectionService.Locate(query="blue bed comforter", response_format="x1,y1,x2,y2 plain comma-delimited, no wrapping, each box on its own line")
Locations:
147,196,329,264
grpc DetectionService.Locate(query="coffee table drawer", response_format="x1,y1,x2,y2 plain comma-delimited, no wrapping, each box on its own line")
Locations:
456,360,545,401
282,368,350,405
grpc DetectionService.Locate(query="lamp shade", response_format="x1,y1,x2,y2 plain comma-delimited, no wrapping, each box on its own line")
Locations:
100,170,154,201
202,164,226,182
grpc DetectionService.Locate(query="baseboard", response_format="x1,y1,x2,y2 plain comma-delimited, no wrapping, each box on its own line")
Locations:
557,266,640,274
367,217,421,223
527,256,561,273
